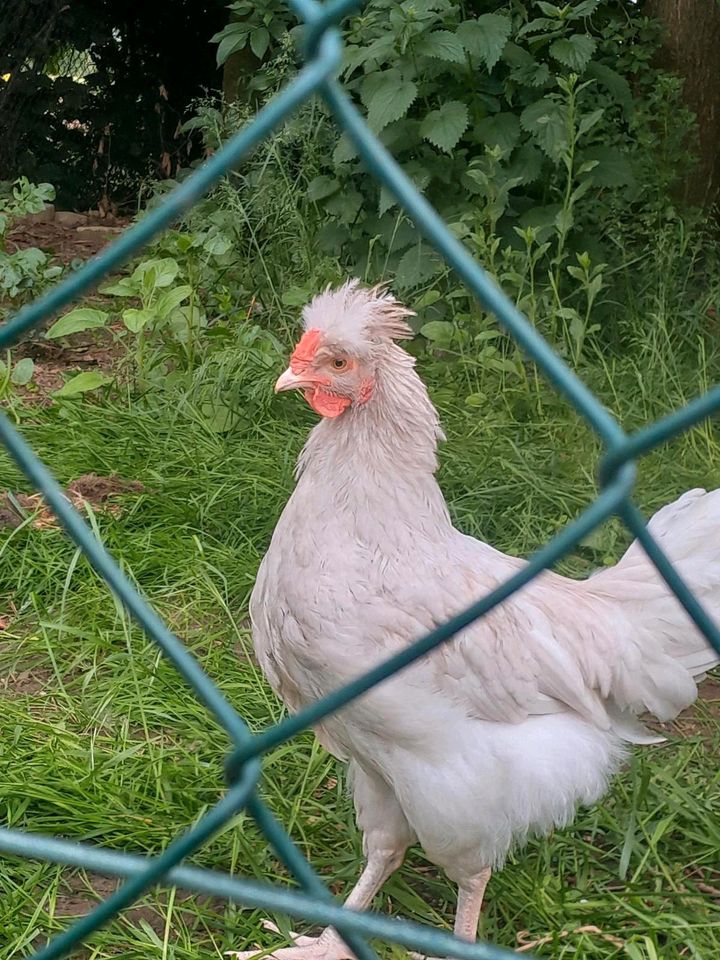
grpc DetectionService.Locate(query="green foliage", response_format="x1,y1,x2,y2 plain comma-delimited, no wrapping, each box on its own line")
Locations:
193,0,701,363
0,179,62,315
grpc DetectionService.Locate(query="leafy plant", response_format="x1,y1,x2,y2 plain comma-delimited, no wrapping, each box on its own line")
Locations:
0,178,62,313
195,0,698,363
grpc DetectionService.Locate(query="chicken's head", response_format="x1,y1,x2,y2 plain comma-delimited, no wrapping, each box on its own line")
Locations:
274,280,415,419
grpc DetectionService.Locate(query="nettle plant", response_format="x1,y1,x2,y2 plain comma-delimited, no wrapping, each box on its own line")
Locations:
318,0,645,283
207,0,687,362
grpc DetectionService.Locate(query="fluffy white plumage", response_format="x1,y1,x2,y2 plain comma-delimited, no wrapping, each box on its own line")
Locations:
234,281,720,959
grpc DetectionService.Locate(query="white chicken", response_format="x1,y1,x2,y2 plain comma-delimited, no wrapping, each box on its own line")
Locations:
234,280,720,960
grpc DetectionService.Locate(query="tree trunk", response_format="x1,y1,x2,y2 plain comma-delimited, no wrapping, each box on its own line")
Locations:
645,0,720,208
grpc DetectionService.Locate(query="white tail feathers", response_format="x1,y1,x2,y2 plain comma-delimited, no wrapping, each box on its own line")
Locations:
589,488,720,735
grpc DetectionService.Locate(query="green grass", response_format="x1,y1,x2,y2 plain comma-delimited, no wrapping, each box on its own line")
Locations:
2,242,720,960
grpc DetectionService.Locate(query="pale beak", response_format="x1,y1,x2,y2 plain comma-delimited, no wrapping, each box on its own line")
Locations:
274,367,309,393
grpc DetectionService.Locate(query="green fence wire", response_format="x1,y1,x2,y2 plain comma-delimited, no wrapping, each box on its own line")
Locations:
1,1,719,957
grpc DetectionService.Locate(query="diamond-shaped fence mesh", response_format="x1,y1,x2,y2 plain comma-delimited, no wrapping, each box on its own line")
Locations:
1,2,719,958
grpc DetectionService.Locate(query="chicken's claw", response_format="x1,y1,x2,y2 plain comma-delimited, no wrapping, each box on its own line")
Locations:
226,920,355,960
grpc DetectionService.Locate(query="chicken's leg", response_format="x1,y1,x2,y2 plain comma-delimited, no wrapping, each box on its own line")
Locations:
225,845,408,960
227,766,414,960
409,867,492,960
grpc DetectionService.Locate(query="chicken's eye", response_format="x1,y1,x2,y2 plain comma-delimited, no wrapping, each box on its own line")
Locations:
332,358,348,371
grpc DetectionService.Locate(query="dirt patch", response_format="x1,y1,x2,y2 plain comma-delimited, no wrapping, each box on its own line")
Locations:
50,870,225,935
10,315,128,403
6,207,129,267
0,664,54,696
0,473,145,531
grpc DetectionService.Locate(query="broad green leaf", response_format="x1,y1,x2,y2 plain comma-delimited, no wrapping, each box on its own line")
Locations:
379,185,397,217
362,70,417,133
250,26,270,59
169,305,205,341
457,14,512,71
505,142,544,185
503,42,551,86
54,371,111,397
420,101,469,154
582,146,635,187
342,35,394,77
307,176,341,201
587,62,633,115
537,1,562,15
324,188,363,224
216,30,249,67
45,308,109,339
475,113,520,156
282,286,313,307
203,234,232,256
420,320,454,342
100,277,136,297
133,257,179,289
395,244,444,290
571,0,601,17
550,35,596,72
201,401,239,434
122,308,154,333
155,285,193,319
379,161,430,215
417,30,466,64
517,17,562,37
416,289,442,310
150,258,180,288
520,98,568,161
333,132,358,164
10,357,34,386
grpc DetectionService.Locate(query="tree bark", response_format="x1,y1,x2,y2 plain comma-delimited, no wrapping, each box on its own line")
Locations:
645,0,720,207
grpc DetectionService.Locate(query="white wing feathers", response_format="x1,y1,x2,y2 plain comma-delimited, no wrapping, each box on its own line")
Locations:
432,488,720,740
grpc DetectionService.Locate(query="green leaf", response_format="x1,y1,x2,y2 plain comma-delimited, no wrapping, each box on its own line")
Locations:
457,15,512,71
100,277,136,297
282,285,313,307
578,107,604,137
250,26,270,59
169,305,205,341
362,70,417,133
215,27,250,67
133,257,179,290
517,17,562,38
520,98,568,161
333,132,358,164
324,188,363,224
537,1,561,15
417,30,466,64
395,244,444,290
54,371,111,397
475,113,520,156
122,308,154,333
586,62,633,116
10,357,34,386
420,320,454,342
203,234,233,256
420,101,469,154
45,308,109,339
571,0,601,18
550,35,596,72
155,285,193,320
505,143,544,185
307,176,341,201
582,146,635,187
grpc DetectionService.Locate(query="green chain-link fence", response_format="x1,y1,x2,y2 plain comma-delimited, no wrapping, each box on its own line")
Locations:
1,1,719,957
